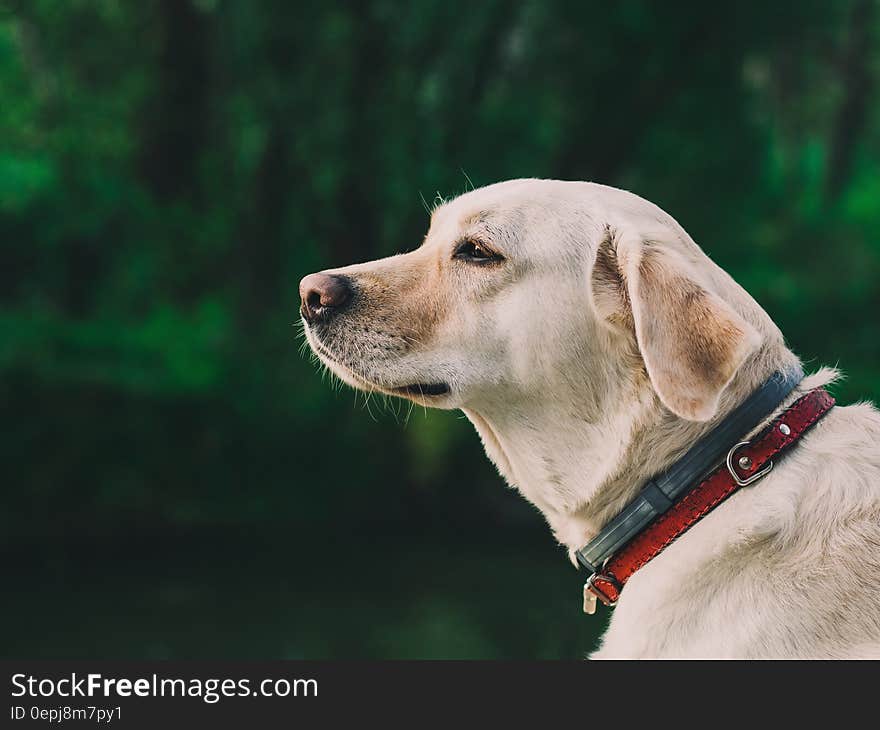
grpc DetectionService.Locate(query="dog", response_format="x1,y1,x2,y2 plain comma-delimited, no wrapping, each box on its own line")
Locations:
300,179,880,658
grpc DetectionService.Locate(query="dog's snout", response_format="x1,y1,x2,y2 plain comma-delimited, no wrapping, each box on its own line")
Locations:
299,272,354,324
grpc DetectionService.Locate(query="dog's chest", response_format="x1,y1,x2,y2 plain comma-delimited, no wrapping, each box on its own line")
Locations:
589,488,770,658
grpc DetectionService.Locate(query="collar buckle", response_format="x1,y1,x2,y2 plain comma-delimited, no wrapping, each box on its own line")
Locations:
725,440,773,486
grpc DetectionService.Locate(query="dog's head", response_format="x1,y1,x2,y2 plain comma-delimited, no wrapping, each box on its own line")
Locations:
301,179,773,422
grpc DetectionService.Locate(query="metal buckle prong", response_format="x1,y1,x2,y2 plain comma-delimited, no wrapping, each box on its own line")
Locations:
726,441,773,487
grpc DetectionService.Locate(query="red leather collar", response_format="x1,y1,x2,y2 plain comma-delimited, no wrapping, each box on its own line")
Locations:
585,387,835,608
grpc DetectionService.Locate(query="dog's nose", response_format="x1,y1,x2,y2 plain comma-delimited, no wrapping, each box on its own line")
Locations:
299,273,354,323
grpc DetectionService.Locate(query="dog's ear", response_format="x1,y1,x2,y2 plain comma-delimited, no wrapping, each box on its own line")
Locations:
590,226,761,421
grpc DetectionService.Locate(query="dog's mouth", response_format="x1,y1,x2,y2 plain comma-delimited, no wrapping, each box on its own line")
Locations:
390,382,450,398
305,330,451,399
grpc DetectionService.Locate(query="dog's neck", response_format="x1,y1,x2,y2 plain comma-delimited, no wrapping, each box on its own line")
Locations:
463,344,802,561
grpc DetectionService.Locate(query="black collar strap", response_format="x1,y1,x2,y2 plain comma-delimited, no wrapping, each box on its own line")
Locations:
575,367,804,574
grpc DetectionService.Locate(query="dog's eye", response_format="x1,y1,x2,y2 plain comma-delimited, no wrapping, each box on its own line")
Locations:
453,239,503,264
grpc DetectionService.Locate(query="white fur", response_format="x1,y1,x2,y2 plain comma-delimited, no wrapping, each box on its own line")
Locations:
302,179,880,658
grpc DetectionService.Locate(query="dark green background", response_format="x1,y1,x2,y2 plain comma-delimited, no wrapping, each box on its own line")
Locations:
3,0,878,658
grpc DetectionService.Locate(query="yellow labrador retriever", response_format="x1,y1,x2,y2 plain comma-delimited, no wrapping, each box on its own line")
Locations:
300,179,880,658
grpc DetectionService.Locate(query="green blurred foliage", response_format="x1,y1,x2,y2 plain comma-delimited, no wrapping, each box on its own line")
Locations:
1,0,878,657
